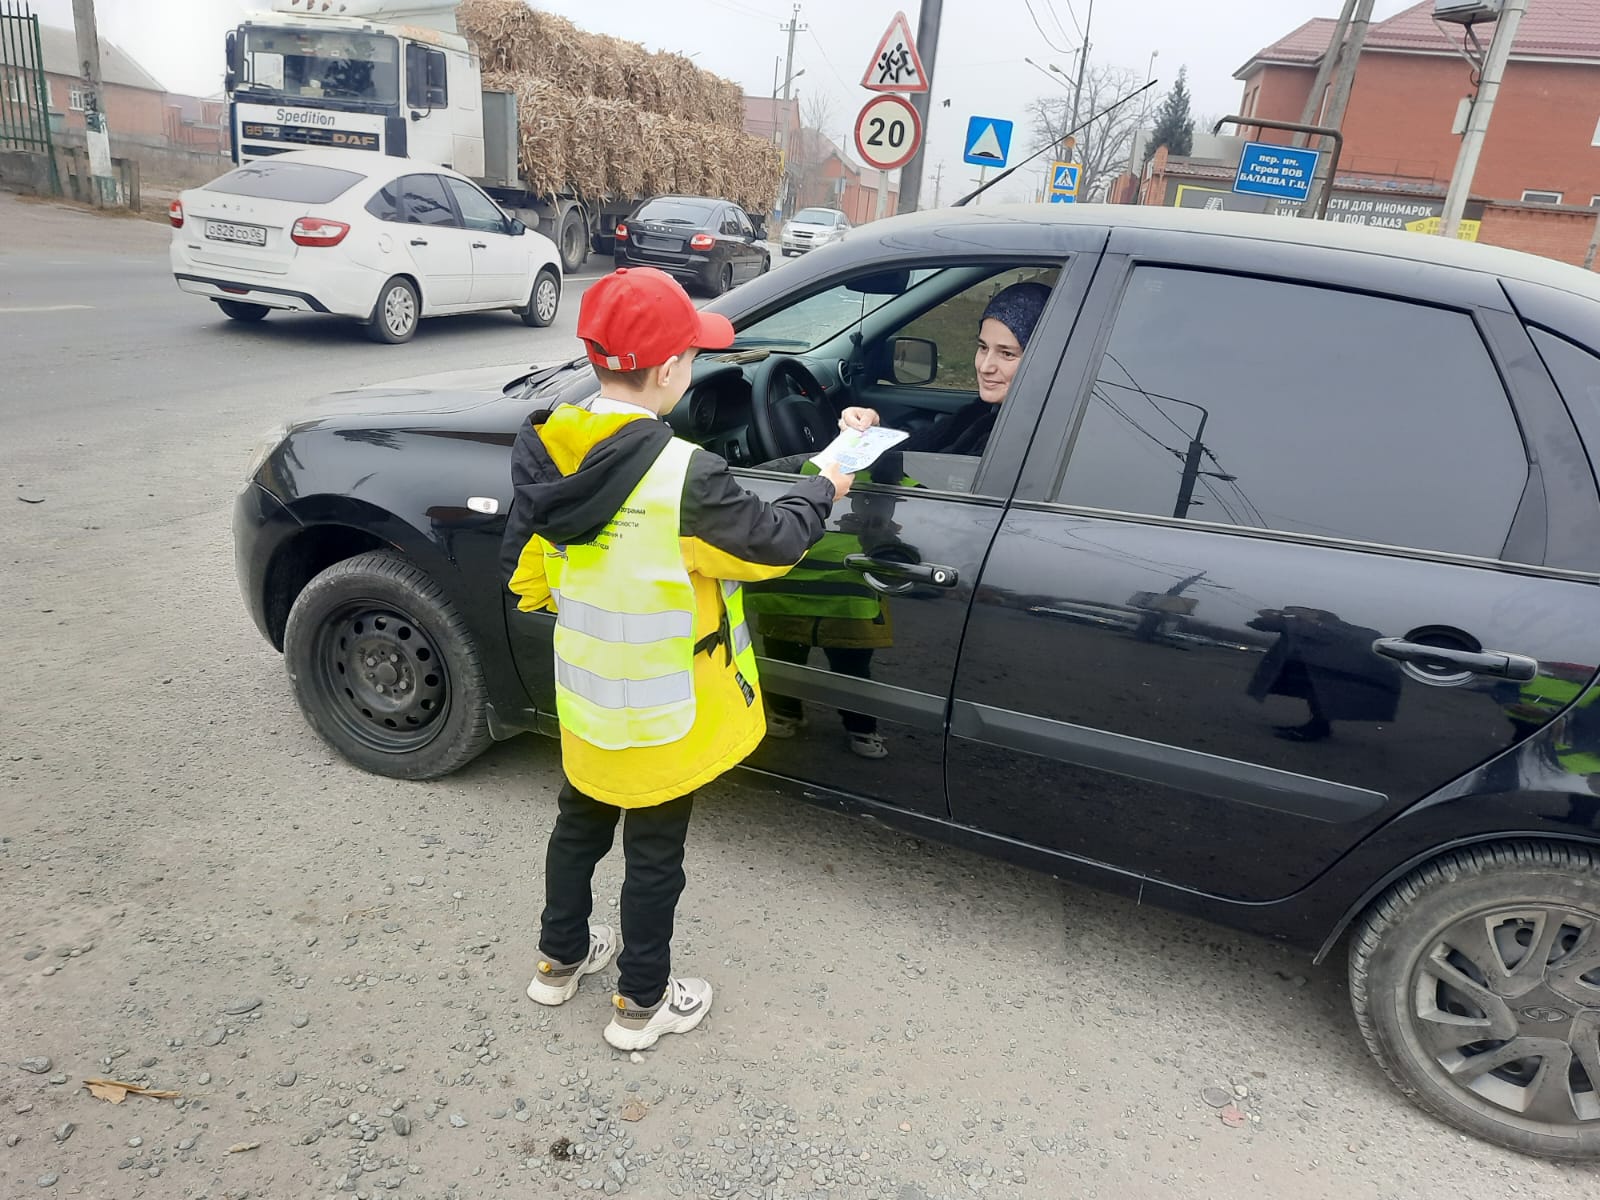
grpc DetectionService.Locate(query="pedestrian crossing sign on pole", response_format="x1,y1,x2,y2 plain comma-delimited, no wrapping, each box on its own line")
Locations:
963,116,1013,168
1048,160,1080,203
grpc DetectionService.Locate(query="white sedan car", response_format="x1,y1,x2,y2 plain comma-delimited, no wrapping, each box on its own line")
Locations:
779,207,851,256
170,149,563,344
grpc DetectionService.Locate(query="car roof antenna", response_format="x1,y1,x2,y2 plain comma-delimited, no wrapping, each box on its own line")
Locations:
951,79,1158,208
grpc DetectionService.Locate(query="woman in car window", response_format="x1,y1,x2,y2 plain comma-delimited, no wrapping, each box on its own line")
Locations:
838,280,1051,458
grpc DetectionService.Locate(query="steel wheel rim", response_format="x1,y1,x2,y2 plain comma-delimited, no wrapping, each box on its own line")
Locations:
384,287,415,336
311,601,448,753
535,278,558,322
1407,903,1600,1131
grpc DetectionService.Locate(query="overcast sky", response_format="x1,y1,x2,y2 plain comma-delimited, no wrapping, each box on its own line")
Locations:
31,0,1417,201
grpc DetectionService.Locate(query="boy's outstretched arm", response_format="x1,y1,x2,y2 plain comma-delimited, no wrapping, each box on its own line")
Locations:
681,450,847,582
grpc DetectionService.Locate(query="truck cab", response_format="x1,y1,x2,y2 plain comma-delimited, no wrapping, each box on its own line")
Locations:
225,0,485,177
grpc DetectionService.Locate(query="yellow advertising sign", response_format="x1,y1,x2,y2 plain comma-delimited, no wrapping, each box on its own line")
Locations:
1405,216,1481,242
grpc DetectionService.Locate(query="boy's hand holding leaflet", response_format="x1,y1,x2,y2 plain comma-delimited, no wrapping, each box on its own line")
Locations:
810,425,909,479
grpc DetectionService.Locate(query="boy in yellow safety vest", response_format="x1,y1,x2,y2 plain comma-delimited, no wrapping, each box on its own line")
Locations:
502,267,852,1050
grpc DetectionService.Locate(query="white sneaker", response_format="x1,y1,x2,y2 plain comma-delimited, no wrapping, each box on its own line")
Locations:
526,925,619,1006
848,732,889,759
766,712,807,739
603,976,713,1050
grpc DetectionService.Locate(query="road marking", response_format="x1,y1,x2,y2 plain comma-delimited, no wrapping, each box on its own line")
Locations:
0,304,94,313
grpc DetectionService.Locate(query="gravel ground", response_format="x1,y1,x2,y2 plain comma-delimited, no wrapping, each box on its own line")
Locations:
2,192,1596,1200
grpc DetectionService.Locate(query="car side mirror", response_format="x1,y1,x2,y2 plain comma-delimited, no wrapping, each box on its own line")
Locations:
890,337,938,386
509,218,526,236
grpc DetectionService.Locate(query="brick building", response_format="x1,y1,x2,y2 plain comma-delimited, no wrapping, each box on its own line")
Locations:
1236,0,1600,208
35,23,166,140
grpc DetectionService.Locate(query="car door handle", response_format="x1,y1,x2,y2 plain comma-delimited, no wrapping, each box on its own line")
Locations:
1372,638,1539,681
409,237,428,246
844,554,959,590
472,241,488,249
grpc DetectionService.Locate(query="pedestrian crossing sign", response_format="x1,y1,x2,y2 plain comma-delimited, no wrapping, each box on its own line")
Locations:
1049,160,1080,198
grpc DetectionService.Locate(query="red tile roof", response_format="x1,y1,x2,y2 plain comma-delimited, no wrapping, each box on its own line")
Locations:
1238,0,1600,77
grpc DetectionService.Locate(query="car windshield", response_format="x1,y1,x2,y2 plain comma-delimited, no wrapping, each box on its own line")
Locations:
635,199,716,226
734,268,942,351
240,27,400,106
793,209,837,225
203,160,366,203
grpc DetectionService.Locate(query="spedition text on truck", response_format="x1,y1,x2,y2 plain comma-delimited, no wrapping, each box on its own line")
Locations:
224,0,777,273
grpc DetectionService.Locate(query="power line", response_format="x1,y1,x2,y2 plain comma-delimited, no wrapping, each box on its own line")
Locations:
1055,0,1085,38
1041,0,1080,44
1021,0,1074,54
806,29,851,91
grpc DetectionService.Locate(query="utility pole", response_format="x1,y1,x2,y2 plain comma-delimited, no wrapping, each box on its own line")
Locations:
1294,0,1356,144
894,0,942,213
1585,206,1600,271
1300,0,1373,218
776,5,806,220
71,0,114,205
1440,0,1530,239
931,161,944,208
1069,0,1093,197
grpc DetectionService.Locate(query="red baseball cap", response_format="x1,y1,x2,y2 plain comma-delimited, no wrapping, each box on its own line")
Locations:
577,267,735,371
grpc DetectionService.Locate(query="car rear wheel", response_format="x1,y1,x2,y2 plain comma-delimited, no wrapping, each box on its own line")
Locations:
216,299,270,322
283,551,491,779
367,277,419,344
711,262,734,296
521,267,560,328
1349,842,1600,1159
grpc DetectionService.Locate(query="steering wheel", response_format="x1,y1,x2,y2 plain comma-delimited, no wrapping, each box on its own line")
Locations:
747,356,839,461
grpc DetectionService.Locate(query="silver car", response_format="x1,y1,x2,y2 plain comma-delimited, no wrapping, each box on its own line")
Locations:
780,207,851,256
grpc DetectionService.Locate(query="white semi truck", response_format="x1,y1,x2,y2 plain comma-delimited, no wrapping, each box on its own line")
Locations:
223,0,628,271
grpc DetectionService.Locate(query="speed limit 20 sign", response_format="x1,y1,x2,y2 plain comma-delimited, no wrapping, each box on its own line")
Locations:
853,94,922,172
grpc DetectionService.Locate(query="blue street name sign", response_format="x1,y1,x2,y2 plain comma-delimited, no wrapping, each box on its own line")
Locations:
1233,141,1321,202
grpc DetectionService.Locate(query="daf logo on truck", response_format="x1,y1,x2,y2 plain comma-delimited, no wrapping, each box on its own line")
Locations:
240,121,381,150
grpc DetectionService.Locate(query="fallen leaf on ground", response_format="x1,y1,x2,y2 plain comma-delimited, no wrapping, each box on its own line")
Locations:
83,1079,181,1104
620,1101,648,1122
1219,1103,1247,1128
226,1141,261,1154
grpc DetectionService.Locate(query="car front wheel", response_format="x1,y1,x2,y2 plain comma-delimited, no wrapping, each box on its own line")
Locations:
1349,842,1600,1159
283,551,491,779
367,277,419,344
521,267,560,328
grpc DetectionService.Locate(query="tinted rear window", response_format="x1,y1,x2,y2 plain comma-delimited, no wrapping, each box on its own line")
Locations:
205,161,364,204
635,199,716,226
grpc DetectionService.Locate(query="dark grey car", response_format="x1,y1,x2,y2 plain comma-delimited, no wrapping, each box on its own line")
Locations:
613,195,770,296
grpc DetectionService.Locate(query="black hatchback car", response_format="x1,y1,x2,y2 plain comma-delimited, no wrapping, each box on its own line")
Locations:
237,205,1600,1159
613,195,770,296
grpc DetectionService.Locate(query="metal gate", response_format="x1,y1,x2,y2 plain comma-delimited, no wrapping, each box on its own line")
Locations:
0,0,59,193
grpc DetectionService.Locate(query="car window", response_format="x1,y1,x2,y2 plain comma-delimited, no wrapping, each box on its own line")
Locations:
365,183,401,222
205,161,364,204
444,177,506,234
1055,267,1529,559
894,267,1061,391
793,208,834,224
734,268,942,351
400,174,458,227
636,198,716,226
734,209,754,238
1531,327,1600,415
719,210,741,237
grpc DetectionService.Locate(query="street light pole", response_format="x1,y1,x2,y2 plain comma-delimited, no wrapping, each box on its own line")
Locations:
1440,0,1530,239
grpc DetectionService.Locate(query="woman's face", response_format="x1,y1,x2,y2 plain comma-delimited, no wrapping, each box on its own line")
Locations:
974,317,1025,406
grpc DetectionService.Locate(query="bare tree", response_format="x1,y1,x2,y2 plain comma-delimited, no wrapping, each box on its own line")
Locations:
1029,63,1146,201
801,92,837,141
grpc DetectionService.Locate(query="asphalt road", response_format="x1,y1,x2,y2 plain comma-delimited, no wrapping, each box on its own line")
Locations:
1,192,1592,1199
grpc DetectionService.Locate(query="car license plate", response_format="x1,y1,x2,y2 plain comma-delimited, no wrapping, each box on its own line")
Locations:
205,220,267,247
636,235,679,251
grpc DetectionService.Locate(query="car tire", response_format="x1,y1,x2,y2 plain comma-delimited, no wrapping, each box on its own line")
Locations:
283,551,492,780
711,262,734,296
521,267,560,328
558,209,587,274
367,277,419,344
1348,842,1600,1160
216,299,270,322
760,253,771,275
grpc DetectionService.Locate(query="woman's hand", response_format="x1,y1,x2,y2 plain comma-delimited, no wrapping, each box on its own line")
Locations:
839,407,880,432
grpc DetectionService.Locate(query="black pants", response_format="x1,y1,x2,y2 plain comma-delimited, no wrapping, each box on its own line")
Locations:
539,781,694,1009
762,640,878,735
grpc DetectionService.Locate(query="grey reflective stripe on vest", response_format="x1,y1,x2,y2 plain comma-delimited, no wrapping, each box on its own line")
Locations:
555,659,695,711
721,579,753,656
552,590,695,645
